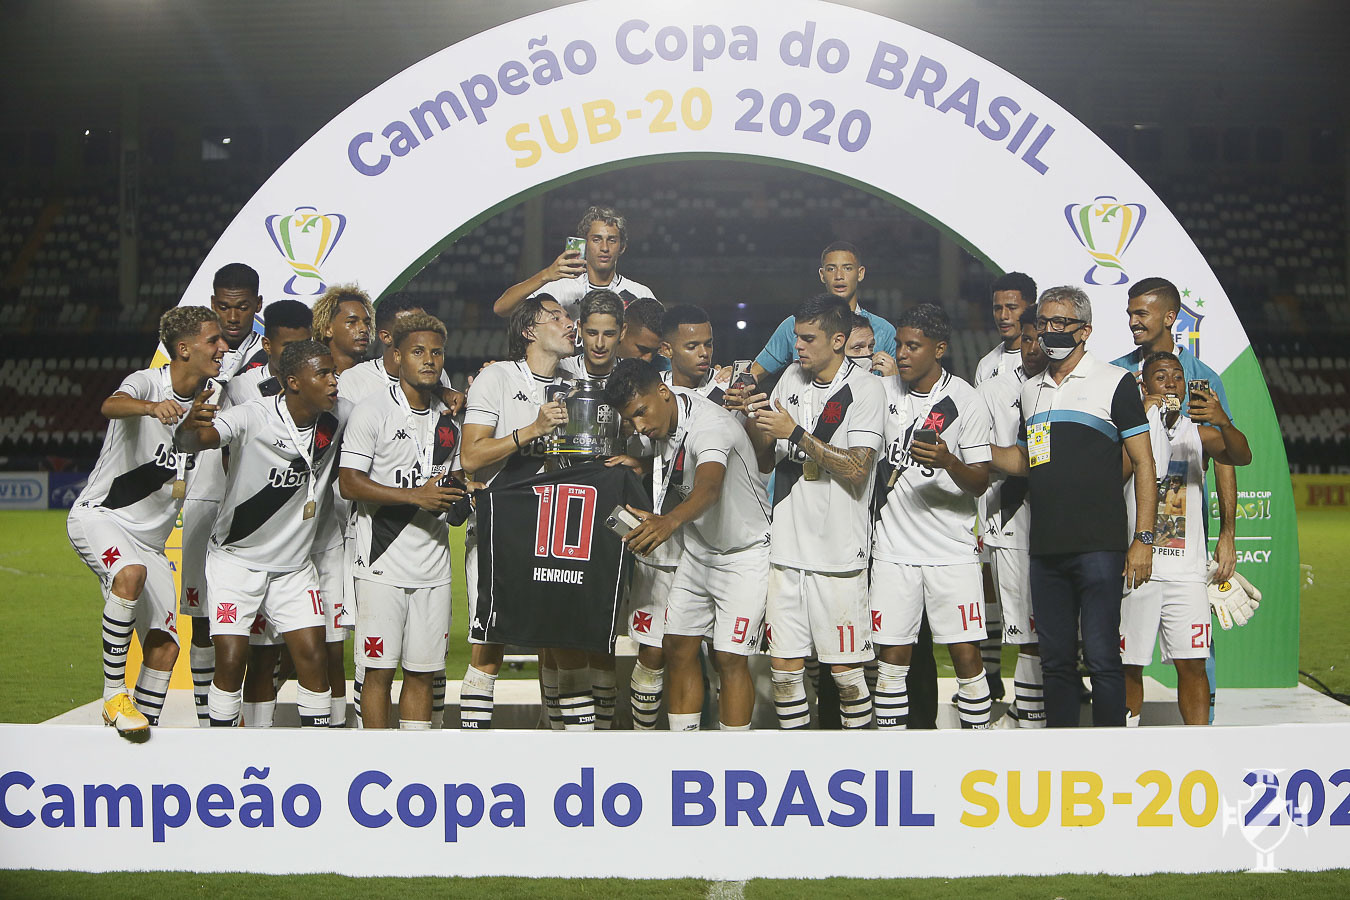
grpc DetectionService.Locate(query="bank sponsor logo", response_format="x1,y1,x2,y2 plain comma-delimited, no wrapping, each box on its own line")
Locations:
1064,195,1146,285
264,207,347,296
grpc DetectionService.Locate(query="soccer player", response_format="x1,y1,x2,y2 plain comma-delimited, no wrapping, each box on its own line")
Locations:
312,283,374,374
616,297,666,364
981,308,1050,727
739,294,886,730
339,313,471,729
975,272,1037,386
750,242,897,380
606,359,772,730
1111,276,1239,722
67,306,227,738
458,296,574,728
493,205,657,318
180,262,265,726
559,289,624,384
1121,352,1250,725
870,304,994,729
177,340,351,728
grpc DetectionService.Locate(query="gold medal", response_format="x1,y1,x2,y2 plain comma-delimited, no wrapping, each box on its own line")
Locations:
171,479,186,499
802,459,821,481
303,500,316,520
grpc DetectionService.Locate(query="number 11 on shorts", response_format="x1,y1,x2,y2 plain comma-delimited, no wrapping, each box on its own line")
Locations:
958,602,982,631
837,624,856,652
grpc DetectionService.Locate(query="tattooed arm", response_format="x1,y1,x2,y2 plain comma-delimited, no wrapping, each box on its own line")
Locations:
797,434,876,491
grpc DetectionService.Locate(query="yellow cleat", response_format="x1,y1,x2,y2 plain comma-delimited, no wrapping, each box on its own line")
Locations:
102,692,150,742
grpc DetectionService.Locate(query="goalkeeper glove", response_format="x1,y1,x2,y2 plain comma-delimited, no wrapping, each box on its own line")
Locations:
1207,560,1262,630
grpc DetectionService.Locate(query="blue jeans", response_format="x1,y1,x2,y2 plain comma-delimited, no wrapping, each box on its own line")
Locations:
1029,551,1126,727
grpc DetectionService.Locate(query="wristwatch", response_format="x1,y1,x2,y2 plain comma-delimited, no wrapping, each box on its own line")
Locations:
1134,531,1155,546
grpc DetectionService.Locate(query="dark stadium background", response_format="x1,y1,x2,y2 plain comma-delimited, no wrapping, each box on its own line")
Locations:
0,0,1345,472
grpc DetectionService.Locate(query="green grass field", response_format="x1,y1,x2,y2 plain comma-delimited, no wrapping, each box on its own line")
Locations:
2,507,1347,895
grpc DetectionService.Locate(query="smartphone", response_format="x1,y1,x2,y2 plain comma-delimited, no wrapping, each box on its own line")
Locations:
913,428,939,446
730,359,756,389
1187,379,1210,398
605,504,642,538
565,235,585,259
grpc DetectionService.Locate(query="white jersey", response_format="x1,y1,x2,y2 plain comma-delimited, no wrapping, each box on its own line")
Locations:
665,390,770,561
341,385,460,588
1128,411,1206,582
185,330,264,502
768,359,886,573
977,365,1031,550
74,366,198,548
224,364,283,407
975,342,1021,386
558,354,613,387
662,370,725,406
210,394,351,572
337,356,453,406
531,272,657,317
462,359,567,488
874,370,992,565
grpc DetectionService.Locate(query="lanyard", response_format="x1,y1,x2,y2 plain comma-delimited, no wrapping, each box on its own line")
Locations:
160,366,190,495
277,395,317,516
653,393,691,514
392,384,439,479
801,359,852,435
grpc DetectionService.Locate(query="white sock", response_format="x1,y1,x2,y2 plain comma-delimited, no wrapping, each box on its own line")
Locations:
1014,652,1046,728
242,700,275,728
719,721,751,731
207,683,242,727
540,664,563,731
459,666,497,729
591,667,617,730
874,661,909,729
669,712,701,732
400,719,432,731
832,667,872,728
558,666,595,731
131,666,171,725
956,670,992,728
329,695,347,728
431,672,447,729
771,669,810,730
1126,712,1141,727
629,662,664,730
101,592,136,701
190,642,215,727
296,686,332,728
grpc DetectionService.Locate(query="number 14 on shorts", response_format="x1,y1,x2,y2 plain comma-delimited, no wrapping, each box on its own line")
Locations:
958,602,983,631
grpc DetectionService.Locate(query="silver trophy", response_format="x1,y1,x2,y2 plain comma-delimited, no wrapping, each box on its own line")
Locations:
546,378,619,458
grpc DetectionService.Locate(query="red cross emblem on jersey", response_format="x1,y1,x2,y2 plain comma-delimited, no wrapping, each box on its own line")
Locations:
250,614,266,636
165,611,177,634
101,547,121,568
632,611,653,634
216,602,238,624
185,587,200,609
315,420,335,451
821,401,843,424
365,636,384,659
871,610,883,631
438,425,456,449
763,623,773,646
1119,635,1126,651
922,410,947,433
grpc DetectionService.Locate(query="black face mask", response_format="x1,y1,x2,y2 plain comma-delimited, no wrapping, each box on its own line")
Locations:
1039,330,1080,360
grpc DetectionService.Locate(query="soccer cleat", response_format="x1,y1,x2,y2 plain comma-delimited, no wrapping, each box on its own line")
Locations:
102,692,151,742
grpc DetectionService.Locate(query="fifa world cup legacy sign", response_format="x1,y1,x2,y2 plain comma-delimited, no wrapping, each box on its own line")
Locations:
168,0,1294,686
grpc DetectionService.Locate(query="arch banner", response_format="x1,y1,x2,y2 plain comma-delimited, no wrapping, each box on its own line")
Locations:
174,0,1296,686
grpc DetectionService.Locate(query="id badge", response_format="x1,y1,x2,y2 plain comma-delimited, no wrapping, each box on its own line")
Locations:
1028,422,1051,467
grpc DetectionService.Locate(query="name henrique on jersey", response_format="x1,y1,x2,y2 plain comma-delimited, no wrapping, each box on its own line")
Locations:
463,360,569,489
976,365,1030,550
665,390,770,561
185,329,263,502
341,385,461,588
210,394,350,572
75,366,199,548
873,370,992,565
769,360,886,573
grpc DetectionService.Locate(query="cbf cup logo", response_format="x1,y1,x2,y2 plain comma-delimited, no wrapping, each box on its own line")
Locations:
1064,195,1147,285
1173,292,1205,359
264,207,347,295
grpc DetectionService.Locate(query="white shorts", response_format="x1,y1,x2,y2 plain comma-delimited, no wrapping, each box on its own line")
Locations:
67,507,178,644
355,579,451,672
626,557,678,649
766,564,872,664
667,546,768,655
990,546,1036,645
178,497,217,616
204,550,324,638
870,559,986,646
1120,580,1211,666
313,541,349,641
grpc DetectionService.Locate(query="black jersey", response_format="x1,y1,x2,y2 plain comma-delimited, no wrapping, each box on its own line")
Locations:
470,462,648,653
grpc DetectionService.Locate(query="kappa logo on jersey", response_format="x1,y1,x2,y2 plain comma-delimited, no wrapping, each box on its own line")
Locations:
216,602,238,624
101,546,121,568
1005,623,1022,636
273,439,288,451
513,391,530,402
822,401,844,424
889,404,899,415
437,425,457,449
632,611,653,634
364,636,384,659
393,429,410,440
787,394,799,406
